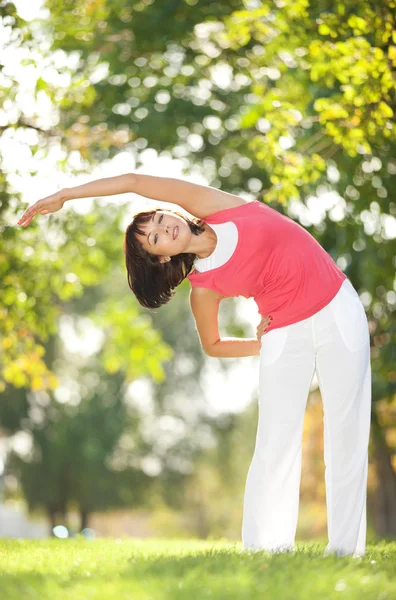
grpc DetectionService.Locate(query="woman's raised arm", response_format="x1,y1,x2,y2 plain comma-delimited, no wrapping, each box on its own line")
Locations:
17,174,134,227
129,173,240,217
60,172,241,218
17,172,241,226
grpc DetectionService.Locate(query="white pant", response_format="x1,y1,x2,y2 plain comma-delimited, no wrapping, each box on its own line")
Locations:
242,278,371,557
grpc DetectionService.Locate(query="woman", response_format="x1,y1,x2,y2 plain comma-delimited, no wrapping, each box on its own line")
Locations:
17,172,372,557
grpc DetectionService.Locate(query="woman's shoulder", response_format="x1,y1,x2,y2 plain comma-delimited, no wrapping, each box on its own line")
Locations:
196,198,257,221
211,197,252,210
187,190,255,220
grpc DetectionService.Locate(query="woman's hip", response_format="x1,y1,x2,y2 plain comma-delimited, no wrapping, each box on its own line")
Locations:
259,278,370,367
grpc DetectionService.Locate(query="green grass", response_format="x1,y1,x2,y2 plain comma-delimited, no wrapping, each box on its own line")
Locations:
0,538,395,599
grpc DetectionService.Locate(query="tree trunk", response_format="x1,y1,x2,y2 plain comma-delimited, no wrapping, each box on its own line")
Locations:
47,508,57,536
80,508,89,531
370,407,396,537
61,507,69,532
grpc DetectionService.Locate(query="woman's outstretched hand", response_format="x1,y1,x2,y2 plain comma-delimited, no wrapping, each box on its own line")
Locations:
17,190,66,227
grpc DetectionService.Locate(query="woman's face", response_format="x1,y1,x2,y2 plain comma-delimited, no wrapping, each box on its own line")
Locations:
135,210,191,260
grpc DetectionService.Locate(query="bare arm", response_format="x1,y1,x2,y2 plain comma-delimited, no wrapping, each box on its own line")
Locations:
129,173,240,217
61,173,134,203
208,338,262,358
17,172,241,226
17,174,135,226
62,172,242,218
190,287,265,358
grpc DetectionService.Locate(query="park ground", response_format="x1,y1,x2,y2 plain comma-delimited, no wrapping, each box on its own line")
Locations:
0,538,395,599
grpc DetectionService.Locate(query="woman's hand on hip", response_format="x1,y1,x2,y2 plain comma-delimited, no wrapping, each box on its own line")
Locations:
17,190,66,227
256,315,273,342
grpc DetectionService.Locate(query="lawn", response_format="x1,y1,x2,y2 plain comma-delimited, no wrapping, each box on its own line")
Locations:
0,538,394,599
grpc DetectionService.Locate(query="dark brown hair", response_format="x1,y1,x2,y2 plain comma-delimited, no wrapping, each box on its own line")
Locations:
124,207,206,309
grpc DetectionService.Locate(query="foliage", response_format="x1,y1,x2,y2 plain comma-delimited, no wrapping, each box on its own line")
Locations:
1,0,396,536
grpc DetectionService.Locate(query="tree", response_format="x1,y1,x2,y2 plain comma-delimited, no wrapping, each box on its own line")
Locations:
42,0,396,532
3,0,395,537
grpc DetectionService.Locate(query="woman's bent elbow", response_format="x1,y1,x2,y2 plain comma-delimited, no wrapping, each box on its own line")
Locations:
203,342,218,357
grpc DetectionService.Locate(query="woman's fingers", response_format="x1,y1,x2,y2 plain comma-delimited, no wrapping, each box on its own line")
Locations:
17,201,43,226
256,315,273,341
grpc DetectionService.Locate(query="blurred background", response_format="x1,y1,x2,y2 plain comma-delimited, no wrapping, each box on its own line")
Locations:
0,0,395,543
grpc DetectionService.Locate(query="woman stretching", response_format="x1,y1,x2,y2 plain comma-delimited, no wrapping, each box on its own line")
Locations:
17,173,372,557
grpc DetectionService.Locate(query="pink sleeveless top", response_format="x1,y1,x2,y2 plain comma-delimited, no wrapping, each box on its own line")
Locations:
187,199,347,332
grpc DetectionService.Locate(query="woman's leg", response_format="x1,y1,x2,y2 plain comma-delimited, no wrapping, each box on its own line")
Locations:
241,319,316,552
314,279,372,557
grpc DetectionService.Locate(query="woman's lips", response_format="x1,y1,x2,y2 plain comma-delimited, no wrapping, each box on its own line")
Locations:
173,226,178,240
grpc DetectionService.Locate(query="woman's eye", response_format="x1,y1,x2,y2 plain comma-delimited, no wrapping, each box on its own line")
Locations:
155,215,163,243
